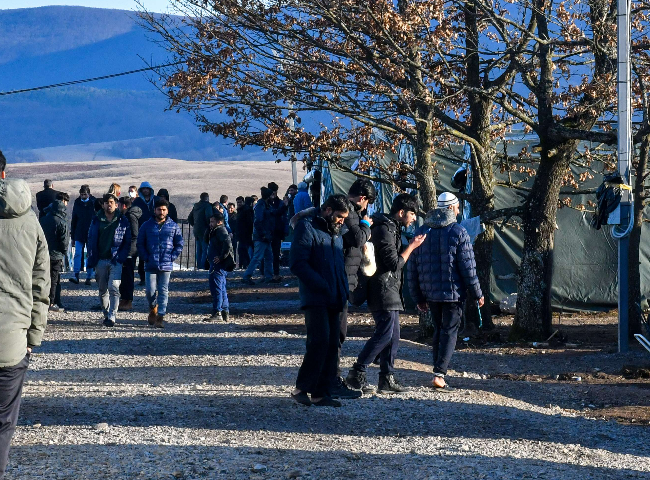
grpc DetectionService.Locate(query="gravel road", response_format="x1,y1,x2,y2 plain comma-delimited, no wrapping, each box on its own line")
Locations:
4,271,650,479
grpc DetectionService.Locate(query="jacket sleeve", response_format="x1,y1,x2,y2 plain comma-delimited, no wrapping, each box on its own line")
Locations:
29,222,50,347
219,230,232,259
137,222,148,261
456,229,483,300
116,219,131,264
70,203,78,239
253,204,269,241
171,224,184,261
407,248,425,304
372,224,405,273
188,206,195,226
57,221,69,256
342,211,371,249
289,220,328,290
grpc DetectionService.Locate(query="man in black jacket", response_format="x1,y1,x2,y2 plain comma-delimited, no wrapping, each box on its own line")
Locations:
237,196,254,269
243,187,275,284
35,179,60,219
266,182,288,282
203,211,234,323
188,192,214,270
331,179,376,399
346,193,425,394
118,197,142,311
70,185,96,285
40,196,70,312
290,194,350,407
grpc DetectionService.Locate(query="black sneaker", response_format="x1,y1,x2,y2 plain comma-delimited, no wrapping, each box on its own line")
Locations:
291,391,311,406
85,278,92,286
377,374,408,394
103,318,115,327
202,313,221,322
48,304,61,312
345,369,375,394
312,396,342,408
242,277,255,286
330,377,363,399
69,276,80,285
221,310,230,322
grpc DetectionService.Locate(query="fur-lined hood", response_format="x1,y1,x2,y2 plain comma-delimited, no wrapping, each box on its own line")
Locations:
424,208,457,228
290,206,318,229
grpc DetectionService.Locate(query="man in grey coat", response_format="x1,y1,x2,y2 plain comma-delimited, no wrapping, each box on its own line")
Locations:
0,151,50,478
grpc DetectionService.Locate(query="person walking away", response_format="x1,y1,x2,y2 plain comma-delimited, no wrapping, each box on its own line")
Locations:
40,195,70,313
228,202,239,265
86,193,131,327
242,187,274,285
290,195,350,407
332,179,376,398
35,179,60,219
188,192,213,270
408,192,484,391
203,212,234,322
157,189,178,223
70,185,96,285
237,196,254,269
267,182,288,282
346,194,425,394
0,151,50,479
132,182,158,283
292,182,312,214
118,197,142,311
137,198,184,328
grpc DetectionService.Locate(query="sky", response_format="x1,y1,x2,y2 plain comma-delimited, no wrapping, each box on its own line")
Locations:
0,1,174,13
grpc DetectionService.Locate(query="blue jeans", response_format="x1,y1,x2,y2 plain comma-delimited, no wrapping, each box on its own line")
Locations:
353,310,400,375
95,259,122,322
209,268,229,313
73,241,94,278
146,271,171,316
243,241,273,280
195,239,209,270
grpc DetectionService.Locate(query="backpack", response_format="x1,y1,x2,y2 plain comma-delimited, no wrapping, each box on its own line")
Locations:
349,243,376,306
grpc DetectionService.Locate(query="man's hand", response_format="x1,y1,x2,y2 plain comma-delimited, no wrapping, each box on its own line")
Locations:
283,196,290,206
26,347,32,354
362,215,373,226
417,302,429,313
410,234,426,248
478,296,485,308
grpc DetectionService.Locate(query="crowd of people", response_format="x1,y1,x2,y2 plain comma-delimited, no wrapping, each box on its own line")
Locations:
0,148,484,476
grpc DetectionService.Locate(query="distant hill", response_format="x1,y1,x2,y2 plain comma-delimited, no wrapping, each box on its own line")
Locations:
0,6,275,163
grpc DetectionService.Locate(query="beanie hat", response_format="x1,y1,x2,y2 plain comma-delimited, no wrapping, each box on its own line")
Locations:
298,182,308,190
438,192,459,208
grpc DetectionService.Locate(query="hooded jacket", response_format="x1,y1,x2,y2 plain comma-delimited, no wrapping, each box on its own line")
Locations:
124,205,143,258
137,216,184,272
40,200,70,261
70,195,96,243
290,209,348,310
132,181,158,226
293,185,312,214
0,178,50,367
253,200,274,243
342,202,372,292
407,208,482,304
188,199,214,240
206,224,234,270
366,213,406,312
86,210,131,268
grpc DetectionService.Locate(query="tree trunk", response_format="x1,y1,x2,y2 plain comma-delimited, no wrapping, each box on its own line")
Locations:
415,118,437,211
628,134,650,335
512,144,576,340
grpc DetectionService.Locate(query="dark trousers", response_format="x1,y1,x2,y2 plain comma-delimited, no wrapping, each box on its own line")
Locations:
0,354,29,478
354,310,400,375
336,302,349,377
138,256,145,282
429,302,463,375
119,256,136,301
271,237,282,276
238,242,251,269
296,307,341,398
49,259,63,305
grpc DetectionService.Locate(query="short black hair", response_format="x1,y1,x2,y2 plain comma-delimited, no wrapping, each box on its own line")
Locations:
103,193,118,204
0,150,6,173
236,196,244,202
261,187,273,200
219,194,228,204
211,211,225,222
79,184,90,194
44,179,53,188
56,192,70,203
119,196,132,208
288,184,298,190
348,179,376,204
322,194,350,214
227,202,235,209
267,182,279,192
155,198,170,209
157,189,170,201
244,196,254,206
200,192,210,201
390,193,418,215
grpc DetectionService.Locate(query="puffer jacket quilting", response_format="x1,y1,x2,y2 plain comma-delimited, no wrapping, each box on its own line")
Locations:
137,217,184,272
407,208,482,303
341,203,371,292
40,200,69,261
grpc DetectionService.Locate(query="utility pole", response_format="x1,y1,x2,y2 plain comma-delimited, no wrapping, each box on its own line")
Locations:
617,0,632,352
288,102,298,185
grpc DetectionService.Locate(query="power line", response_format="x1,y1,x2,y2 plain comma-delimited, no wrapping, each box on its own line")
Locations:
0,62,183,97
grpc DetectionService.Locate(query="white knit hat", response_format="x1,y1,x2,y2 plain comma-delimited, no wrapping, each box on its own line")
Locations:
438,192,459,208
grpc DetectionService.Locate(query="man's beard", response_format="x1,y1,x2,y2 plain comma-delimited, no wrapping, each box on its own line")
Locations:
156,214,167,222
325,215,342,235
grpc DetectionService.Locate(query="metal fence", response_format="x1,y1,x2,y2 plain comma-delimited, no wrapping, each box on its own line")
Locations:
176,219,197,270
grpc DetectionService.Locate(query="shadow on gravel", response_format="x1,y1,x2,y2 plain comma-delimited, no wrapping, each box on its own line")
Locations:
6,444,648,480
18,392,650,457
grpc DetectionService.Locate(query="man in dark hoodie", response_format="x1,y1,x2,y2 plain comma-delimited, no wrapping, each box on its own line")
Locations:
118,197,142,311
242,187,275,284
132,182,158,284
237,196,254,269
70,185,96,285
0,151,50,479
203,211,234,323
290,194,350,408
267,182,289,282
40,194,70,312
35,179,60,219
188,192,213,270
346,193,425,394
408,192,483,391
157,189,178,223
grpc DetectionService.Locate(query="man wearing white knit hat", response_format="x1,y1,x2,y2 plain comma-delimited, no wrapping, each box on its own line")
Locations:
407,191,484,391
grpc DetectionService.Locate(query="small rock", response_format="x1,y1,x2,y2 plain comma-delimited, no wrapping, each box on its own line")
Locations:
32,423,42,428
93,422,109,432
287,470,303,479
278,330,288,335
571,376,582,382
252,464,267,473
459,444,470,452
172,471,184,479
462,372,468,378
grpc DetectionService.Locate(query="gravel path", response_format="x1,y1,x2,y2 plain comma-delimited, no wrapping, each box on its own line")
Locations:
4,271,650,479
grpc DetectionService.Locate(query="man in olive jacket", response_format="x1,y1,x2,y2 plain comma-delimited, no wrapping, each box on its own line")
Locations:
0,152,50,478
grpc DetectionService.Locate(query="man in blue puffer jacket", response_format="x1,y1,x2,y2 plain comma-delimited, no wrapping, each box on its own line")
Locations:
137,198,184,328
407,192,484,392
87,193,132,327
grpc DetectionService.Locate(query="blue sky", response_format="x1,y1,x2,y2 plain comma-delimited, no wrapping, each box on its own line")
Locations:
0,1,173,13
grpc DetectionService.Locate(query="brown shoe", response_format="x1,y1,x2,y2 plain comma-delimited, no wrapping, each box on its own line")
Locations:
147,305,158,325
120,300,133,311
154,314,165,329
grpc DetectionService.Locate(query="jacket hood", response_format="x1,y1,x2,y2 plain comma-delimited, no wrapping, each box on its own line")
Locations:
47,200,68,219
371,212,398,230
0,178,32,219
138,182,154,199
290,206,318,228
127,205,143,219
424,208,457,228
